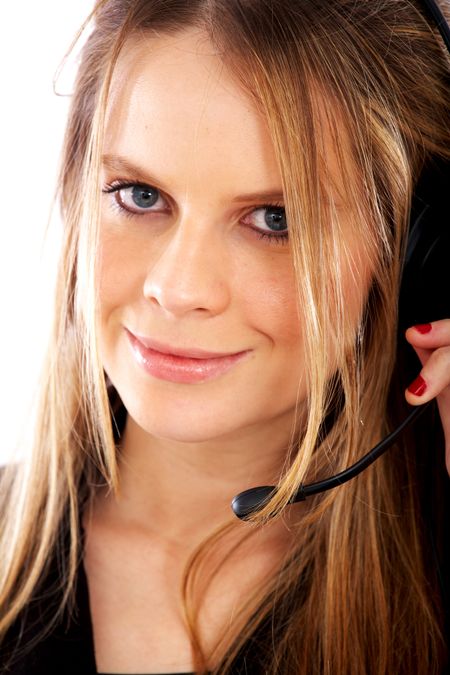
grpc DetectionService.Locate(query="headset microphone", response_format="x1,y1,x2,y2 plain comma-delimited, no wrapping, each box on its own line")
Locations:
232,402,432,519
231,0,450,521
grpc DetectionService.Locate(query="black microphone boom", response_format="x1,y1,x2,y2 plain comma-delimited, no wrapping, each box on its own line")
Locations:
231,402,432,520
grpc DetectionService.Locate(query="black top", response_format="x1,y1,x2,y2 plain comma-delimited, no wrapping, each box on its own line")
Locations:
2,469,449,675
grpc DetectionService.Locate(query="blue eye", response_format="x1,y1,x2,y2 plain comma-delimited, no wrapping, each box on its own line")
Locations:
259,206,287,232
130,185,160,209
102,181,167,215
242,204,288,243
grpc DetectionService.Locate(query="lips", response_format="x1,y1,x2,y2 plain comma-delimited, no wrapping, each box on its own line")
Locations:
125,329,251,383
127,330,241,359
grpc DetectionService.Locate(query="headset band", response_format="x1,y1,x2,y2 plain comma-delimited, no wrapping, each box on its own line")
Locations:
420,0,450,52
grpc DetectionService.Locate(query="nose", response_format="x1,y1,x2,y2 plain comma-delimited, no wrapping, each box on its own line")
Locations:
142,217,231,318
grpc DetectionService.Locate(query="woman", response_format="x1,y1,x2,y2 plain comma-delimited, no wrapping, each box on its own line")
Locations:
1,0,450,673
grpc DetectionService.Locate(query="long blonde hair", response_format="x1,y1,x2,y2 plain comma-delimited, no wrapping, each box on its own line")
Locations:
1,1,450,673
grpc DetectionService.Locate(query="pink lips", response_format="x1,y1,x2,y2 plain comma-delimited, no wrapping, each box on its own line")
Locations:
125,329,251,383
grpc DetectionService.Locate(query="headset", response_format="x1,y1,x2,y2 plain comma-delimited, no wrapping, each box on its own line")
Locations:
231,0,450,519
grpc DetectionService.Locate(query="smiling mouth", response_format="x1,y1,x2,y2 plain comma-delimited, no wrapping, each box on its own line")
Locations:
125,329,251,383
127,329,245,359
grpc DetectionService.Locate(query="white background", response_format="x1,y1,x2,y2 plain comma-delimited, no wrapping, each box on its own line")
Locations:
0,2,95,463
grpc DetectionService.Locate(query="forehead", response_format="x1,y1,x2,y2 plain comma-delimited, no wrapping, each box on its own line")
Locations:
103,27,351,205
103,28,282,194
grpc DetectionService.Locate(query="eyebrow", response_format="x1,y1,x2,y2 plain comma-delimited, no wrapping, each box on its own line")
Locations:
101,154,285,203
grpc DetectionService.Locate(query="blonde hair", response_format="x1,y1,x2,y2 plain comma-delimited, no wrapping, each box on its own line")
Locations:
1,1,450,673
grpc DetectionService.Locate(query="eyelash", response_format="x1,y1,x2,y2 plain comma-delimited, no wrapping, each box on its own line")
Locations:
102,179,289,245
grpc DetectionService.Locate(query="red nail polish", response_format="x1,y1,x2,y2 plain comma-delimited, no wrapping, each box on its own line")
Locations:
407,375,427,396
413,323,432,334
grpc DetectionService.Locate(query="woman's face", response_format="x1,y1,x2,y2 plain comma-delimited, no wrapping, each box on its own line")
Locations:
98,28,370,445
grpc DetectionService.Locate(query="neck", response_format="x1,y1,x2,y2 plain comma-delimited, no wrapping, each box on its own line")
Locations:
94,408,300,548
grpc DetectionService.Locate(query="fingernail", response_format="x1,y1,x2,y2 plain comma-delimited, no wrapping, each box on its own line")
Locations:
407,375,427,396
413,323,432,334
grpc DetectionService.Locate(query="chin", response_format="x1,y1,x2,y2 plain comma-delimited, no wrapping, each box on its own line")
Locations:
121,392,258,445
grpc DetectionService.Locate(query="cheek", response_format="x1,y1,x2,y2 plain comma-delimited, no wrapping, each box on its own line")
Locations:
97,228,145,315
235,252,302,349
96,228,150,376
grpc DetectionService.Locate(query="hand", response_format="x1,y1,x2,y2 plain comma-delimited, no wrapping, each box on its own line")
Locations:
405,320,450,475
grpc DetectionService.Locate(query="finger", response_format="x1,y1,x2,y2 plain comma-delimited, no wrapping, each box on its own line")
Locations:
404,345,450,406
404,345,450,474
405,319,450,349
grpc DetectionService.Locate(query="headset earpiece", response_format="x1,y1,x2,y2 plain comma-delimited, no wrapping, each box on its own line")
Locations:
399,157,450,332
